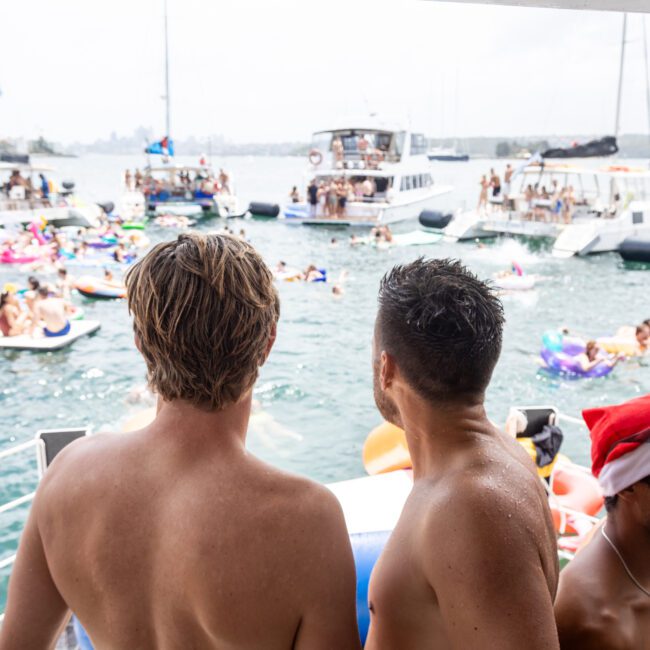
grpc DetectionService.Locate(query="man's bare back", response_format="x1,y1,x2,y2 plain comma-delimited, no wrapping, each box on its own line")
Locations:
34,296,68,333
366,427,558,650
1,234,360,650
2,402,359,649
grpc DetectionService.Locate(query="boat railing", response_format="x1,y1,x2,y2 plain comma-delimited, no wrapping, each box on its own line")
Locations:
0,439,38,601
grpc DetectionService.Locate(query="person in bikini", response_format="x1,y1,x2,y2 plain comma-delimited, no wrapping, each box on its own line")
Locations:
555,394,650,649
365,258,560,650
0,233,359,650
0,290,31,337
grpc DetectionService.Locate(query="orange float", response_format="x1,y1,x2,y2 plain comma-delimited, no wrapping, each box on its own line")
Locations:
362,421,604,545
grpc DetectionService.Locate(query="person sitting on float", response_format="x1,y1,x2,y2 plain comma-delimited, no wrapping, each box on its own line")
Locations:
578,340,621,373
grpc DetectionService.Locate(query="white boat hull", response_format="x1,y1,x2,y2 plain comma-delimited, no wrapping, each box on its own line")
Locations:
552,201,650,257
285,185,452,227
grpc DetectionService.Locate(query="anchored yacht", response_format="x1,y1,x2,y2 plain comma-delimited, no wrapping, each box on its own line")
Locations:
283,119,453,226
0,160,102,229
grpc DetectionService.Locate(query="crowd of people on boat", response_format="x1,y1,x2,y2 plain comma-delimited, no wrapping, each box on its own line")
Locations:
297,176,388,219
2,234,647,650
478,164,579,223
0,169,53,206
124,167,232,197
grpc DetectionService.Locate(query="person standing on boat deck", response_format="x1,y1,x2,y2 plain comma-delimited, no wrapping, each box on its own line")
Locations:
0,233,360,650
555,395,650,650
365,258,560,650
332,136,344,166
490,167,501,199
503,163,513,210
219,167,231,194
477,174,489,213
307,178,319,218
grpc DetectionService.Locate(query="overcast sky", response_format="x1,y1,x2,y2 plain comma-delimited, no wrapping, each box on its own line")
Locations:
0,1,648,143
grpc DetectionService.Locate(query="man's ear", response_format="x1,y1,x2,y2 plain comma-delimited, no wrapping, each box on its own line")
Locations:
380,350,396,391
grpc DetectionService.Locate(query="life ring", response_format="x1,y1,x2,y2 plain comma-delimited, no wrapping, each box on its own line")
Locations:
308,149,323,166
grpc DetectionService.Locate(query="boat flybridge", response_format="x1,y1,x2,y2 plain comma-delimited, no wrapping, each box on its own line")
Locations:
132,163,240,218
443,162,650,256
284,120,453,226
0,161,102,229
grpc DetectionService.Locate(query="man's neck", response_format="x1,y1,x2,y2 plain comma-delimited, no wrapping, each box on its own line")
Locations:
151,393,253,454
605,510,650,585
396,392,495,480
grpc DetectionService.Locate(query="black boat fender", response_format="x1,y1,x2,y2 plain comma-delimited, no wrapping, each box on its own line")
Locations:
248,202,280,218
418,210,453,230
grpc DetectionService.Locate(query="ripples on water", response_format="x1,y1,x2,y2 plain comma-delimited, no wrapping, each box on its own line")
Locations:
1,155,649,604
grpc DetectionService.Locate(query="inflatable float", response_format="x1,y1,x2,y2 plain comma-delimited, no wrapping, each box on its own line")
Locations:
121,222,146,231
539,332,615,379
0,320,100,351
494,274,536,291
0,250,41,265
75,276,126,300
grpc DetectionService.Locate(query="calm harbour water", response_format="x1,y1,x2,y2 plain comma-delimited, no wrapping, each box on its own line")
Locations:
1,154,649,606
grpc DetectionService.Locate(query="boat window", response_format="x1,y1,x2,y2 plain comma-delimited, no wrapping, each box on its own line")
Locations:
632,211,643,224
410,134,428,155
394,132,406,157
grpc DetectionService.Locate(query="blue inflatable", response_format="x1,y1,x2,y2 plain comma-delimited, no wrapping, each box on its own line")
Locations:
70,529,390,649
351,530,391,645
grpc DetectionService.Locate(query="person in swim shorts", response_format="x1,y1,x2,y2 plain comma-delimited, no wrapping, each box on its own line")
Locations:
33,287,72,337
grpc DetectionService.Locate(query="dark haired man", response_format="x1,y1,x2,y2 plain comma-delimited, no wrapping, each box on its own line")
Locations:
1,234,360,650
366,258,559,649
555,394,650,649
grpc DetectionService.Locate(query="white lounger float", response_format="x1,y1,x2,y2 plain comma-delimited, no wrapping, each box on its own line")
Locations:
0,320,101,351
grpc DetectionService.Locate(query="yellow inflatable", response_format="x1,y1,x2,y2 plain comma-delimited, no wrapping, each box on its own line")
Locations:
362,422,410,475
597,336,642,357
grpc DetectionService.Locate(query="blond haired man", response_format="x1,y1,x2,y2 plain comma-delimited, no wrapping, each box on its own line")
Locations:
1,234,360,650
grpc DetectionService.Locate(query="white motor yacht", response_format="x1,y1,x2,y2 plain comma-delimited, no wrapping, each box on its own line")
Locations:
0,161,102,229
284,118,453,227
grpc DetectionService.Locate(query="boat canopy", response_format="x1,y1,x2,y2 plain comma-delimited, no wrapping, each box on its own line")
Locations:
146,165,212,173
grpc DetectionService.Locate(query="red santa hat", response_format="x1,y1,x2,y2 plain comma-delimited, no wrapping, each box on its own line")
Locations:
583,394,650,497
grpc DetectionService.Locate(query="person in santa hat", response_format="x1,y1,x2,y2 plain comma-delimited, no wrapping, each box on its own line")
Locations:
555,394,650,649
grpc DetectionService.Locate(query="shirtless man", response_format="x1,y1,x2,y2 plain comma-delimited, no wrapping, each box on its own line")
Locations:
33,287,72,337
366,258,559,650
0,233,359,650
555,394,650,649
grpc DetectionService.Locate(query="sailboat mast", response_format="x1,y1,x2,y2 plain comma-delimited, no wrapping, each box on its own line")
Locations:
164,0,171,140
643,16,650,153
614,12,627,140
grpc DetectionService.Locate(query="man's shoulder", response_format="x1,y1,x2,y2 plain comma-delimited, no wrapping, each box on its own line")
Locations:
556,567,625,650
254,460,344,524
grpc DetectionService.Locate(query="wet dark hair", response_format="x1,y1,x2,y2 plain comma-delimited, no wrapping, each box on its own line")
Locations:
0,292,8,308
28,276,39,290
604,474,650,511
37,287,49,298
377,258,504,400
